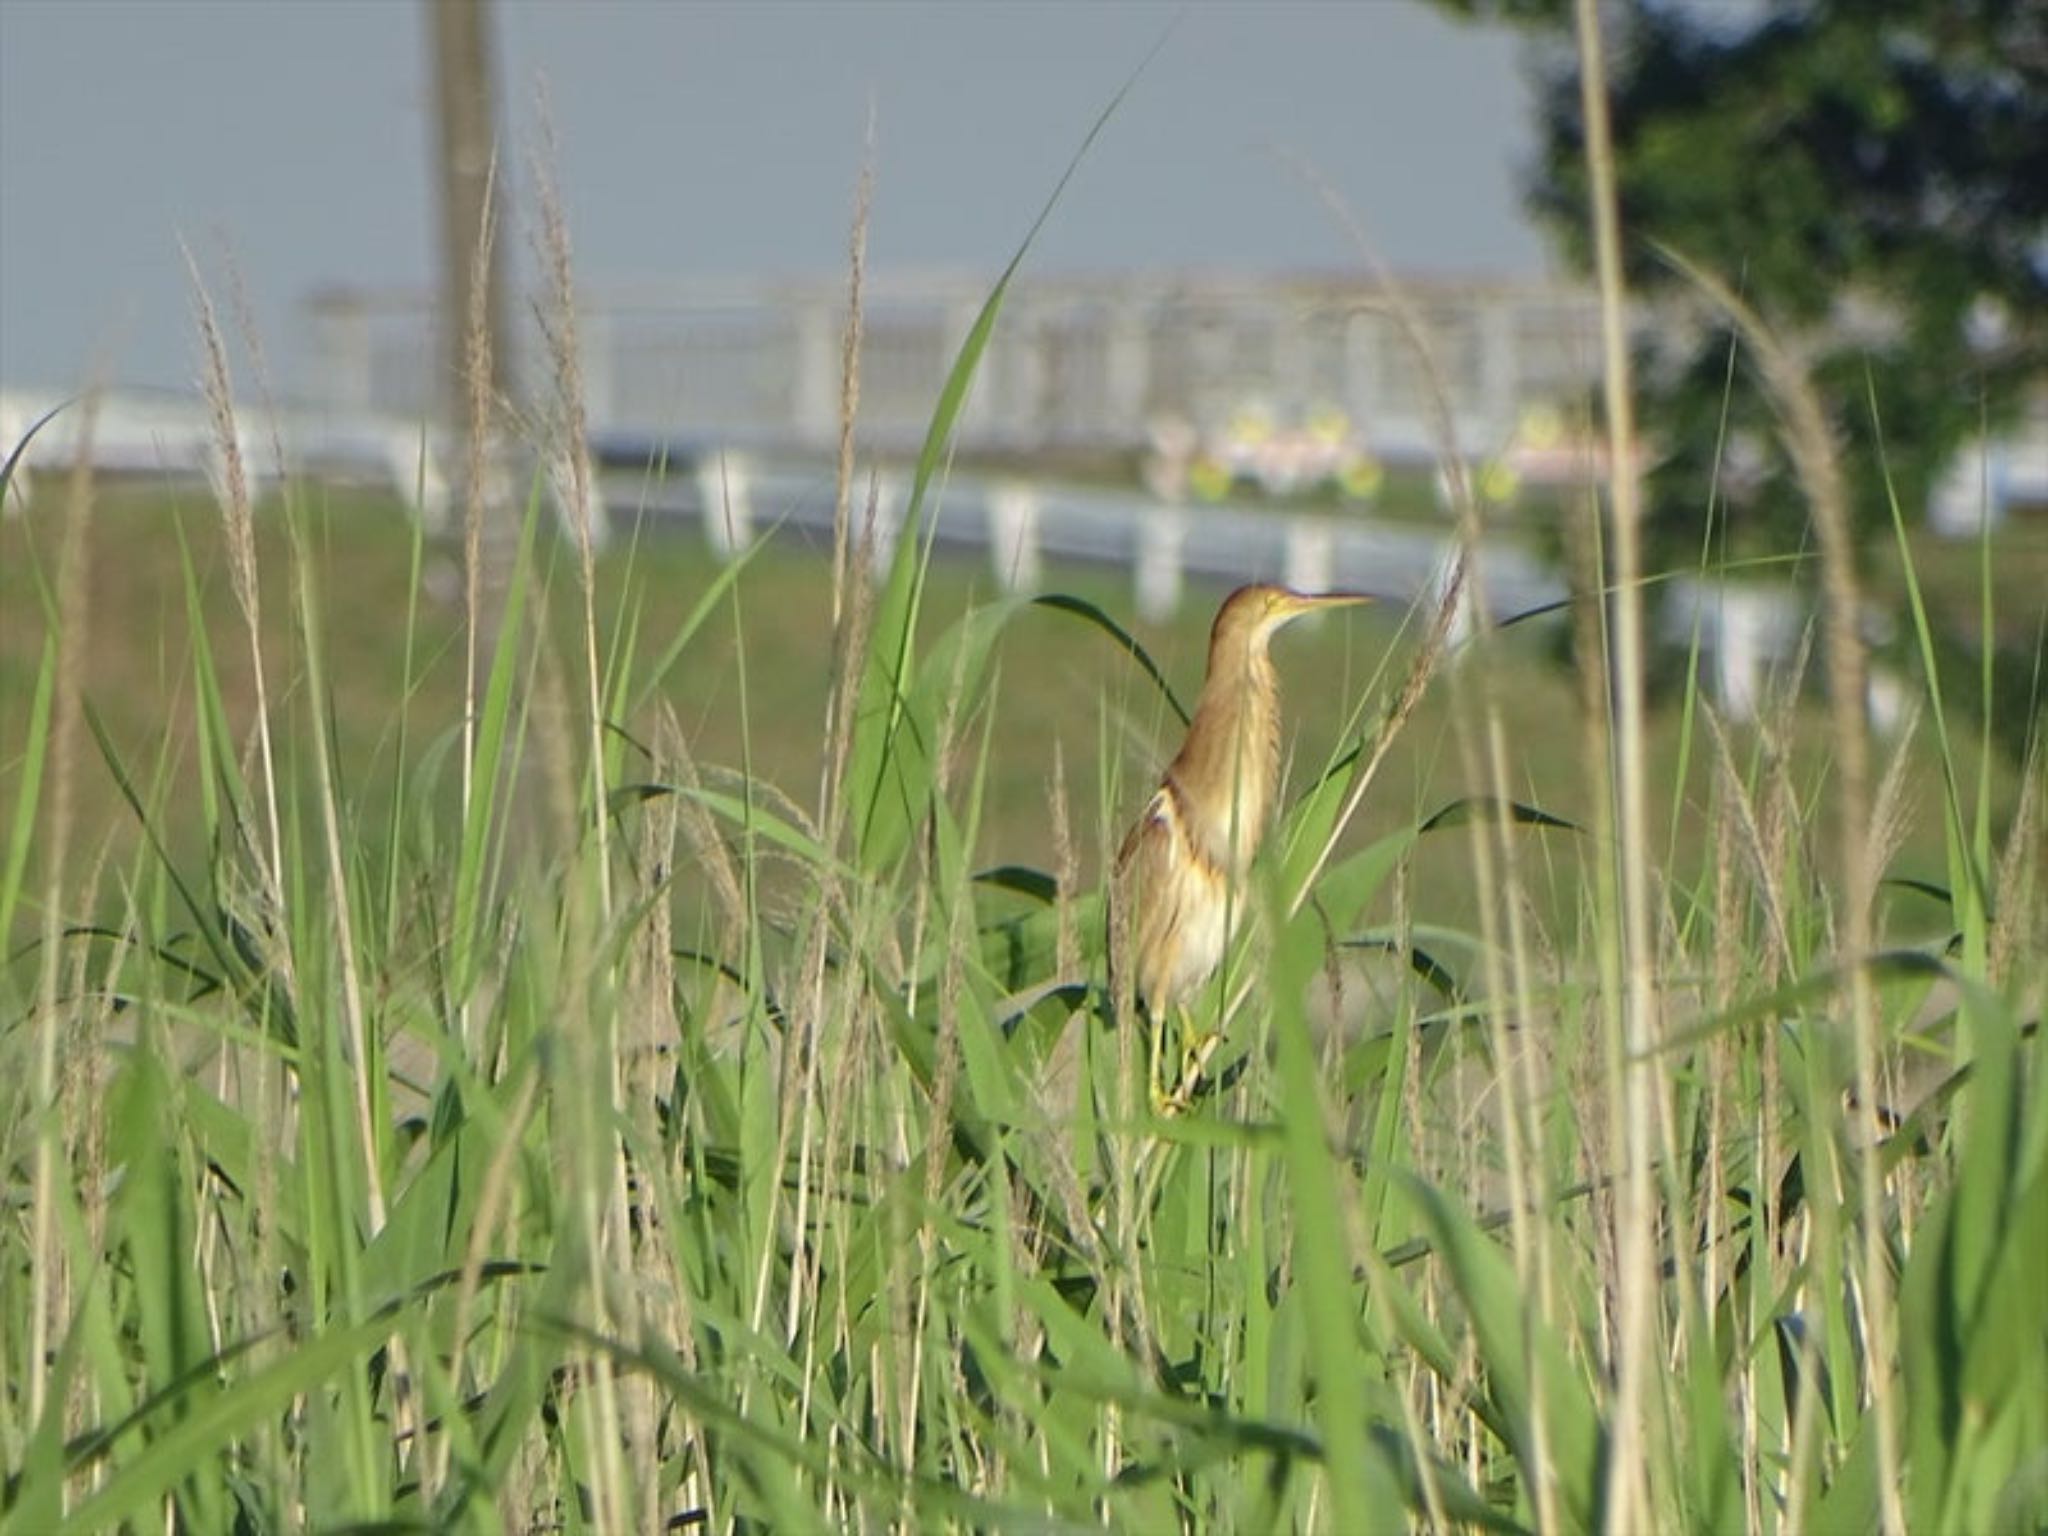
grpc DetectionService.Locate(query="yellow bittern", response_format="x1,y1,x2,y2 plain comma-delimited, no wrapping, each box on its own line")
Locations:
1113,583,1370,1109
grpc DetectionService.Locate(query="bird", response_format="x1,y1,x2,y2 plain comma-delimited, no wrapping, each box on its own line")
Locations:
1112,583,1370,1111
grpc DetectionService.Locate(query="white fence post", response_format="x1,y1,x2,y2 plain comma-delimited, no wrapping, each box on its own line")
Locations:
699,452,754,557
868,472,902,573
1285,515,1335,595
988,481,1042,592
1135,506,1185,620
794,297,839,452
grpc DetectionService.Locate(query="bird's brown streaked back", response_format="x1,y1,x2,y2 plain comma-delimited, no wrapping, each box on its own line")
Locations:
1113,583,1371,1022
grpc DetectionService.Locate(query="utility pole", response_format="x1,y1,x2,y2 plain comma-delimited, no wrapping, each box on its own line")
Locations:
427,0,518,592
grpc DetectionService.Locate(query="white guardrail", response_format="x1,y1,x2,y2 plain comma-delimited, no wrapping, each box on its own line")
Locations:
0,385,1560,624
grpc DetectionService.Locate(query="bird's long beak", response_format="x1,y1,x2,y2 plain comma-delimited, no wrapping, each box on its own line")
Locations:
1278,589,1374,620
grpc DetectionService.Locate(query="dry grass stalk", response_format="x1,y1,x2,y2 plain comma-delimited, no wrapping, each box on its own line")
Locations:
793,149,876,1380
191,263,399,1446
515,91,637,1525
52,841,120,1474
27,387,100,1440
459,145,503,856
605,711,688,1525
1869,699,1925,899
1554,476,1644,1393
897,643,987,1481
213,253,310,1423
1289,147,1579,1527
1285,160,1480,909
830,107,874,632
1568,2,1669,1527
438,1060,543,1497
1702,705,1796,976
529,640,632,1527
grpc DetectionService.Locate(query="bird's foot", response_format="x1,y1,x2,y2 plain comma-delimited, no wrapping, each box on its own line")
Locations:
1163,1029,1223,1114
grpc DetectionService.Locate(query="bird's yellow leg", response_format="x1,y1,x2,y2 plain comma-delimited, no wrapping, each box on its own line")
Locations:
1147,1009,1174,1116
1166,1019,1223,1113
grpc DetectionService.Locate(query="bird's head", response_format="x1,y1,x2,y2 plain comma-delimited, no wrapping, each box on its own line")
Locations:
1212,583,1373,653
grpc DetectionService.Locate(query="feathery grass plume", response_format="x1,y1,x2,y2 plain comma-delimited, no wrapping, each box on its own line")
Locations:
829,105,874,634
1665,251,1905,1533
460,144,504,855
184,244,290,958
530,79,612,913
1986,738,2040,990
218,245,291,494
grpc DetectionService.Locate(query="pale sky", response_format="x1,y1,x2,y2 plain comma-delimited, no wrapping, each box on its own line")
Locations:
0,0,1553,396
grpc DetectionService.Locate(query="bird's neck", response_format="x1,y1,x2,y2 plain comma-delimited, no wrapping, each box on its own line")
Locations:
1172,635,1279,874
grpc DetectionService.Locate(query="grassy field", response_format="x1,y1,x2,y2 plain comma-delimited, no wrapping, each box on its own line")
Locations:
3,86,2045,1536
5,486,2031,946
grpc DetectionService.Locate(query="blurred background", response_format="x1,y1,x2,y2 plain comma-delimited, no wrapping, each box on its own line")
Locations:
2,0,2042,880
0,2,1546,389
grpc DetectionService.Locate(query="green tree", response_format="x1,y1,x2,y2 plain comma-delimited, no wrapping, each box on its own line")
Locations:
1451,0,2046,568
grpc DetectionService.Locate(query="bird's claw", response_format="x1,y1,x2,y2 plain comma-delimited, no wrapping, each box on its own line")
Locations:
1152,1028,1221,1117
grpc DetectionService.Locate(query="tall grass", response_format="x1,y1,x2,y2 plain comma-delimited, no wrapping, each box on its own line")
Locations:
3,37,2044,1536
